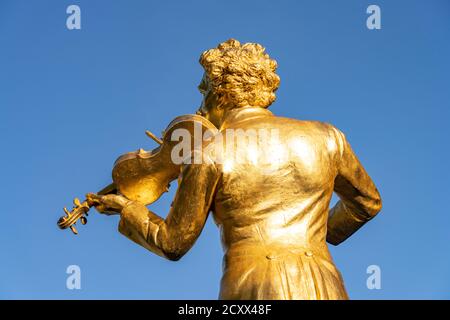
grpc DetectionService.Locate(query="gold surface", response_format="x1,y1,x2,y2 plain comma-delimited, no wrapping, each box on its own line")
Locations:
112,114,217,205
63,39,382,299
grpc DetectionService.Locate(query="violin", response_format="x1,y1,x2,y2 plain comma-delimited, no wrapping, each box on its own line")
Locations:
57,114,218,235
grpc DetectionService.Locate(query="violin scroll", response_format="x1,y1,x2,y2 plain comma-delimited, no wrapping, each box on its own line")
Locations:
57,183,117,235
57,197,90,235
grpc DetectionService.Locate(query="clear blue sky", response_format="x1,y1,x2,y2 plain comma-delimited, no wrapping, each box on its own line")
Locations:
1,0,449,299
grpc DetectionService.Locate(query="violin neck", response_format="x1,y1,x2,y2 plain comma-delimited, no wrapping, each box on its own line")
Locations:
98,183,117,196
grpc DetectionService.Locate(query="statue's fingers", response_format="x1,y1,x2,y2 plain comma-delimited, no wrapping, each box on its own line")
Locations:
86,193,102,206
86,192,100,200
87,194,121,215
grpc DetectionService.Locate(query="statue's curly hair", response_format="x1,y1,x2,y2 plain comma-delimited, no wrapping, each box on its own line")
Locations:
199,39,280,109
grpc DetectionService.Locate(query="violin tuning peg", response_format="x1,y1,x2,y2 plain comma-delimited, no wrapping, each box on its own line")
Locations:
64,207,70,216
73,198,81,207
80,217,87,225
70,225,78,235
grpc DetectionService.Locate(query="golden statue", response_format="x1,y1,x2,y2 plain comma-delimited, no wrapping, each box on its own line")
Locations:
58,39,382,300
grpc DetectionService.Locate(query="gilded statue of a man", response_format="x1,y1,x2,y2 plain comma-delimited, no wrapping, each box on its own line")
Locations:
87,39,382,300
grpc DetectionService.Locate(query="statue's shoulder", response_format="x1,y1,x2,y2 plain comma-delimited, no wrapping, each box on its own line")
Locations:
275,117,348,154
276,116,342,135
306,120,347,144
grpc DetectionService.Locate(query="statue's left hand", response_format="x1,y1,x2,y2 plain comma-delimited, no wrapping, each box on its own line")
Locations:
86,193,131,216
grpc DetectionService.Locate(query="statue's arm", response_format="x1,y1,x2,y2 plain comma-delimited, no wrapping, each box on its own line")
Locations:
118,155,220,260
326,128,382,246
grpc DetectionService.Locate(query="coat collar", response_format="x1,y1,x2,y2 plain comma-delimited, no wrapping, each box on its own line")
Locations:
219,107,274,130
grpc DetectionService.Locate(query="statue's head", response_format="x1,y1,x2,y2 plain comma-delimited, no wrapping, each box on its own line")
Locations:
197,39,280,127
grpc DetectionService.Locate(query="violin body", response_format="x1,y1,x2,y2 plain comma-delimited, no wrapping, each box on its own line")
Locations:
112,114,217,205
57,114,218,234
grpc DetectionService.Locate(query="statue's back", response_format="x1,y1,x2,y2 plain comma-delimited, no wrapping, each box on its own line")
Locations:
211,107,349,300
